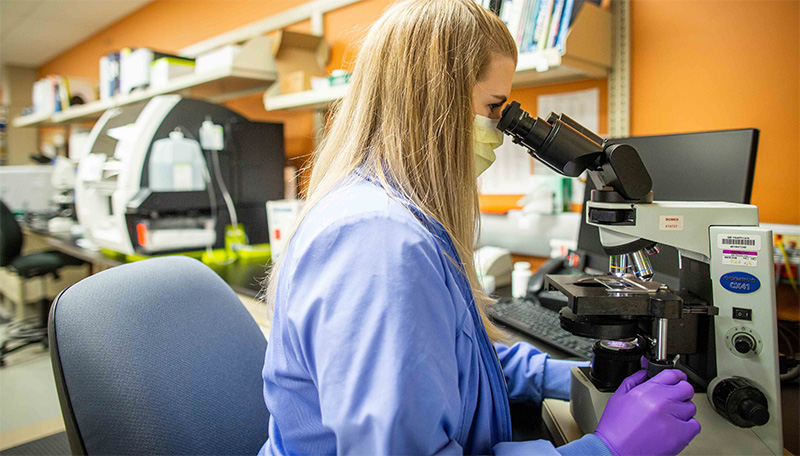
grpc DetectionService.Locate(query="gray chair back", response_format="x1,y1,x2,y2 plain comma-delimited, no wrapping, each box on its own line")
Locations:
49,256,269,455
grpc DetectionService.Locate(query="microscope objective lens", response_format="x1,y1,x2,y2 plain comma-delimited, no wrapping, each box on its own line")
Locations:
645,244,662,256
609,254,629,277
629,250,654,281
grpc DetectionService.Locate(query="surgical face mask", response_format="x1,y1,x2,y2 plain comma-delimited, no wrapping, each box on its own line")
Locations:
473,114,504,177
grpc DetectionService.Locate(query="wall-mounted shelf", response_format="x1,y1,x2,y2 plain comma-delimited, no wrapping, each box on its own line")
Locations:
10,111,54,128
262,4,610,112
263,84,348,111
12,66,277,128
513,4,610,87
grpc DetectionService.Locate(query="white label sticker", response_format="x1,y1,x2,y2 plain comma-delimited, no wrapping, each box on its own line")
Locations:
722,250,758,267
659,215,684,231
718,234,761,251
172,163,193,191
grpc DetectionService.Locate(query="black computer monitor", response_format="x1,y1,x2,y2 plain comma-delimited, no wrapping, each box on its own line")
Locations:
576,129,759,286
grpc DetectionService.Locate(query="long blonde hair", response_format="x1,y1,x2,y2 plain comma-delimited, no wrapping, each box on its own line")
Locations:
264,0,517,341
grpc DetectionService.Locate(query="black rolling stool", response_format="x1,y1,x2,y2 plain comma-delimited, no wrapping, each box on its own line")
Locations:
0,200,85,366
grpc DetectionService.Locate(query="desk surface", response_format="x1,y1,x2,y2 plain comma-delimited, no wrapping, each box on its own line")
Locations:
22,225,266,298
23,225,578,356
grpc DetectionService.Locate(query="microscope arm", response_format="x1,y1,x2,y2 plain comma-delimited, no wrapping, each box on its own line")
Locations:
587,201,760,260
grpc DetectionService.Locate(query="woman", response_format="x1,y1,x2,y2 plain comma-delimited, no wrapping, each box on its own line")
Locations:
259,0,701,454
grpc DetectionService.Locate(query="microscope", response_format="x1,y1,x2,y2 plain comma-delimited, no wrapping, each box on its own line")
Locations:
497,102,782,455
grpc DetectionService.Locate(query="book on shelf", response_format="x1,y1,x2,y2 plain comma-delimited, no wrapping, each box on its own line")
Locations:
534,0,556,51
546,0,566,50
99,52,121,101
520,0,539,51
556,0,575,53
489,0,592,55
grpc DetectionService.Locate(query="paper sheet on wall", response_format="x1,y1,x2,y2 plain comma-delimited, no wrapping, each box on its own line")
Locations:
537,88,599,132
479,141,535,194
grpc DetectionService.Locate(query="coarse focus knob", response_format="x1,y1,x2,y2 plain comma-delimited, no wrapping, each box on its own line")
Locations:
733,333,756,354
711,377,770,428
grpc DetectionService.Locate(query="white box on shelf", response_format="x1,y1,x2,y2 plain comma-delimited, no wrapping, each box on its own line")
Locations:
151,57,195,88
196,45,241,74
120,48,153,94
195,36,275,75
32,78,56,115
310,76,330,91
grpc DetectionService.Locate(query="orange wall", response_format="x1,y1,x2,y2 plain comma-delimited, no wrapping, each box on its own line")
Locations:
38,0,609,203
39,0,799,223
39,0,396,174
631,0,800,224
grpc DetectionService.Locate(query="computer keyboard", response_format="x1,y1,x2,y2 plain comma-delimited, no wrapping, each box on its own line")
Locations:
488,297,595,360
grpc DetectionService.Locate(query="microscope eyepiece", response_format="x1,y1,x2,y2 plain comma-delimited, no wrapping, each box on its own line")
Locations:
497,101,604,177
497,101,550,152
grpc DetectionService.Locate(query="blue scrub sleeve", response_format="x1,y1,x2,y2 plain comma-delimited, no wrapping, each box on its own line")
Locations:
284,213,465,455
494,342,590,402
494,434,613,456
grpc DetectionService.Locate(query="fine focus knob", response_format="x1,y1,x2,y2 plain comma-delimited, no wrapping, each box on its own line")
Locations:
711,377,770,428
739,399,770,426
733,333,756,354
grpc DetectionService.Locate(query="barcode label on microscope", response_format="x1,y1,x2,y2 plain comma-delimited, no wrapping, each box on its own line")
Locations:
723,239,755,246
718,234,761,252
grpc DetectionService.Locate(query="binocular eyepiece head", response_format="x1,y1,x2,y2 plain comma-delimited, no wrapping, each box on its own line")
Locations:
497,101,653,201
497,101,606,177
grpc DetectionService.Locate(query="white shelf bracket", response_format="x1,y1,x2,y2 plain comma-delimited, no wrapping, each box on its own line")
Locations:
311,9,325,36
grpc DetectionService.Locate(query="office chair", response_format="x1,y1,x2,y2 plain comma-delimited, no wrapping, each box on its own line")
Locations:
48,256,270,455
0,200,84,366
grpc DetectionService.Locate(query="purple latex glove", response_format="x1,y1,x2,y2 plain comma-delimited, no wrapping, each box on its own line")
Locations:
594,369,701,456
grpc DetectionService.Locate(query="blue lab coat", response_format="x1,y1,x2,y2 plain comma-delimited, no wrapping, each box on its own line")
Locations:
259,177,610,455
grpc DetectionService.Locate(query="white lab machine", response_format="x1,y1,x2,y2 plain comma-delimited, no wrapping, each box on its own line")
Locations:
75,95,284,256
474,246,513,287
0,166,54,213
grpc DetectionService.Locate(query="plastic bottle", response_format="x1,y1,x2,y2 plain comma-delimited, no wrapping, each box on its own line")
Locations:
512,261,532,298
148,131,206,192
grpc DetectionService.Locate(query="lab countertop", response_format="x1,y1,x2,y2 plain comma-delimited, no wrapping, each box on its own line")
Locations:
21,222,576,359
21,223,266,299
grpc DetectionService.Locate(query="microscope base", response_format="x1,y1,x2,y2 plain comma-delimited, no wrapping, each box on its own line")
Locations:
569,367,779,455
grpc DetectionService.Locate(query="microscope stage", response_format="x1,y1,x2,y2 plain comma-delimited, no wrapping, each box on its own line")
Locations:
544,274,676,317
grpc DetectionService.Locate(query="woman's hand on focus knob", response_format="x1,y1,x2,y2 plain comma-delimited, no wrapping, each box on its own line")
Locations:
594,369,701,456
